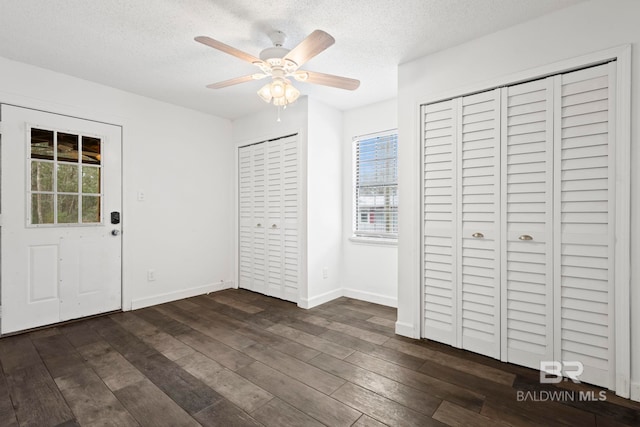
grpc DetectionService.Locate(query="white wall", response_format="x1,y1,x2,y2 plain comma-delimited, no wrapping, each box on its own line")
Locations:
307,98,343,306
342,98,398,307
397,0,640,399
0,56,235,310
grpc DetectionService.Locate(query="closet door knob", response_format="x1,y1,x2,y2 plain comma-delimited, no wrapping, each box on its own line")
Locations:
519,234,533,241
472,232,484,238
256,223,262,227
272,224,277,229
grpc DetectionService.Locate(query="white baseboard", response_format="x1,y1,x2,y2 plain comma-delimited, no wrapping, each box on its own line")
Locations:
342,288,397,308
298,288,343,309
131,281,234,310
631,382,640,402
395,320,419,339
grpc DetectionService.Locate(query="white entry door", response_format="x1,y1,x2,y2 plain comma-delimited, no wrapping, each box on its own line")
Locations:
1,105,122,334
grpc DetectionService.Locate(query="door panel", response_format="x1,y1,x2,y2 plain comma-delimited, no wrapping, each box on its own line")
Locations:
1,105,122,334
501,77,554,369
458,89,501,358
422,99,458,345
555,63,615,389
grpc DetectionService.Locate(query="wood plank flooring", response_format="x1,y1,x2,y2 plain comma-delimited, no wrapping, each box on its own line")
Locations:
0,289,639,426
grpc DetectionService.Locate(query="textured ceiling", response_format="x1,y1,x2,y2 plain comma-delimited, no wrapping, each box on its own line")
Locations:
0,0,584,120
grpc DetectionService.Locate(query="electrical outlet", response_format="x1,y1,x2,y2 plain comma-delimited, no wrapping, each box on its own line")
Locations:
322,267,328,279
147,269,156,281
137,191,145,201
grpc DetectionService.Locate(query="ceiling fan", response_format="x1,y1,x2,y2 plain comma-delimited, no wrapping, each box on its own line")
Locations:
195,29,360,106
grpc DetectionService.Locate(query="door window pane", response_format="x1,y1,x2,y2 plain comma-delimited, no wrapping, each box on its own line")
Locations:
31,194,54,224
31,161,54,192
82,136,101,165
82,196,101,223
57,164,78,193
28,128,104,226
82,166,100,194
58,133,79,162
58,195,79,223
31,128,54,160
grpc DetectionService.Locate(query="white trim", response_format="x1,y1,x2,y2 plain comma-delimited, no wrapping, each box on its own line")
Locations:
348,236,397,246
395,320,419,338
613,44,631,399
343,288,397,308
352,130,399,240
298,288,342,309
131,281,234,310
630,382,640,402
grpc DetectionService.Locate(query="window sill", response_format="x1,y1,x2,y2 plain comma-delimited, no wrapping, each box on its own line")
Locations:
349,236,398,246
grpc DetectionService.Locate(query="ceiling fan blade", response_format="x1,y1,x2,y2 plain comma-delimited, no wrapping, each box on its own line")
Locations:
293,70,360,90
195,36,264,65
206,74,266,89
283,30,335,69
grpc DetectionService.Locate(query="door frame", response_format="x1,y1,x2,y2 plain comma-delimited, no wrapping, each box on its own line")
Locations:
0,99,127,326
417,44,631,397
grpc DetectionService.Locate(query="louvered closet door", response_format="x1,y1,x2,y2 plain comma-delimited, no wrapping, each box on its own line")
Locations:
266,138,284,298
457,89,501,358
281,135,300,302
265,135,299,303
238,143,267,294
555,63,615,389
501,78,554,369
422,99,458,345
250,144,268,294
238,145,253,291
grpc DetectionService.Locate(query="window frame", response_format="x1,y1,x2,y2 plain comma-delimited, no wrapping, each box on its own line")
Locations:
352,129,398,243
26,125,104,228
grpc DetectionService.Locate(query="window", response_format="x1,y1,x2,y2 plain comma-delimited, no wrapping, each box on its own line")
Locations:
29,127,102,226
353,130,398,239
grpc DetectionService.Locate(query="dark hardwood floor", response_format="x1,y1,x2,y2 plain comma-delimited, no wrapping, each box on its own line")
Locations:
0,289,639,426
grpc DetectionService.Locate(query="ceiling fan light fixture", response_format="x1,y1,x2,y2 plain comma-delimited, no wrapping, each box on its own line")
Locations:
257,78,299,106
257,83,273,103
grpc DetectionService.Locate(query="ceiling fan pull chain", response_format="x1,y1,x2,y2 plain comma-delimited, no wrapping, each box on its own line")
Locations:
277,105,282,122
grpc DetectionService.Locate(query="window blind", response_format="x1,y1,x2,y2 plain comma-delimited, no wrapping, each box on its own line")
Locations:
353,131,398,239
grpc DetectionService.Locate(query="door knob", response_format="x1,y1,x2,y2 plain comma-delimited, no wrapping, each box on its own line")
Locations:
256,223,262,227
519,234,533,241
111,229,120,236
472,232,484,238
272,224,277,229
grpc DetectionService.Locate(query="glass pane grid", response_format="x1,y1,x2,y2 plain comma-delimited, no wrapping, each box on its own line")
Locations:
28,127,103,227
353,131,399,239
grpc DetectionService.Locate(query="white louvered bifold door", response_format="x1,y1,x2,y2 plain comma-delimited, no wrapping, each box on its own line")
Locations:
501,78,554,369
422,99,458,345
281,135,300,302
239,135,299,303
238,145,253,291
554,63,615,389
238,143,267,294
265,135,299,302
457,89,501,358
266,138,284,299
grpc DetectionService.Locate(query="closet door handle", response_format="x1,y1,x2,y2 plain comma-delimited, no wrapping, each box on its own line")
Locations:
472,232,484,238
256,223,262,228
271,224,278,229
519,234,533,241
